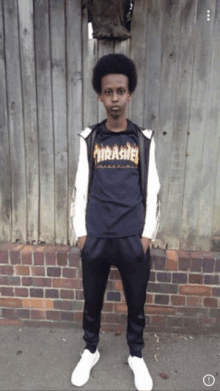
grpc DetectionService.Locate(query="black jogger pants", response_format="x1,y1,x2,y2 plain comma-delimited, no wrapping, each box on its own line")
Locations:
80,235,151,358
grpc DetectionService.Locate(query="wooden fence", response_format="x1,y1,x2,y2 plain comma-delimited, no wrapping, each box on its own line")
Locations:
0,0,220,251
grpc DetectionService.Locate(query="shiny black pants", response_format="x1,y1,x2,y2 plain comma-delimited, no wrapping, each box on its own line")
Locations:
80,235,151,358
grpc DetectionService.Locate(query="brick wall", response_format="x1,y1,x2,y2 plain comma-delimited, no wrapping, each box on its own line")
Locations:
0,243,220,333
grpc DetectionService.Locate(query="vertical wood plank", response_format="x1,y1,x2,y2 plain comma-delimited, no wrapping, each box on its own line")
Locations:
66,0,83,245
114,39,131,118
34,0,55,243
4,0,26,243
130,0,148,127
211,0,220,252
18,0,39,244
0,0,11,242
154,0,182,249
50,0,67,244
82,5,98,128
162,0,197,249
196,0,220,250
143,0,163,134
97,39,114,123
181,0,216,250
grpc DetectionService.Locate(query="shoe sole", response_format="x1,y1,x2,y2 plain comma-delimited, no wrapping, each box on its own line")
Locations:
71,350,100,387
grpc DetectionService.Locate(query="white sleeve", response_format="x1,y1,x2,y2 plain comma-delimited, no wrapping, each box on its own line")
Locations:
141,136,160,241
70,135,89,245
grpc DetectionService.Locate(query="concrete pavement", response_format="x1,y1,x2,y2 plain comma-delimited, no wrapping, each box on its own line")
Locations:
0,325,219,390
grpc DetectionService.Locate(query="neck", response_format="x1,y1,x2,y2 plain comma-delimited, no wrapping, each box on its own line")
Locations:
105,117,127,132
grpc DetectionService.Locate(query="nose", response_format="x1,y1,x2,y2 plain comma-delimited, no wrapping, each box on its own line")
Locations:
112,91,119,102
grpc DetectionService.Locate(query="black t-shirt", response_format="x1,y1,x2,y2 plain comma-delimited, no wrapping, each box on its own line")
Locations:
86,119,145,237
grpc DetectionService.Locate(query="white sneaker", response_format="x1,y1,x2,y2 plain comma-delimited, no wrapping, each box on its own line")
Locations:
128,355,153,391
71,349,100,387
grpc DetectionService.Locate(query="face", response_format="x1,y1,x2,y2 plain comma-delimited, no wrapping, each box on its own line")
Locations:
98,74,132,120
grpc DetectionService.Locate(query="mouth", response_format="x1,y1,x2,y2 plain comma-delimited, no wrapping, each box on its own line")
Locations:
111,106,120,110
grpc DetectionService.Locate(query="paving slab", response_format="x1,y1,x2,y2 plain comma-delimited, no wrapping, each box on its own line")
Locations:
0,325,219,390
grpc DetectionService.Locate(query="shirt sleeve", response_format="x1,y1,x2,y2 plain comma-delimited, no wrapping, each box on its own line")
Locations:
70,135,89,245
141,136,161,241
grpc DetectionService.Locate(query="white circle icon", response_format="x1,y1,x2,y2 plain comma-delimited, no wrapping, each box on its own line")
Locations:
203,374,215,387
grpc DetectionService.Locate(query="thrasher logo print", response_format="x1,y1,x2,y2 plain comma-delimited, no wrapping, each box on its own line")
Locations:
93,142,139,168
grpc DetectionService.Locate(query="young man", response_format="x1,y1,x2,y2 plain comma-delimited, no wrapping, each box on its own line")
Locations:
70,53,160,391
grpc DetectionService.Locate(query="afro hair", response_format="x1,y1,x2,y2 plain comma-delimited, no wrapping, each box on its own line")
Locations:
92,53,137,95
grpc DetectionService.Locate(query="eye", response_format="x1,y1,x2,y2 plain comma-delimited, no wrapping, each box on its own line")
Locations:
118,88,125,94
105,90,111,95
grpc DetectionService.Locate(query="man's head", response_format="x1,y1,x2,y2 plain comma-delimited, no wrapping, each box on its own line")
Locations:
92,54,137,120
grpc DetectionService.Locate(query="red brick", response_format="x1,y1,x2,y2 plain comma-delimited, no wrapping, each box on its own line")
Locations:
145,305,176,315
60,311,74,321
166,250,178,261
32,277,51,287
0,298,22,307
1,287,14,296
15,288,29,297
187,296,202,306
22,298,53,309
10,251,20,264
0,276,8,285
2,308,18,319
0,265,13,275
114,280,123,291
22,277,33,286
179,285,212,296
16,309,30,318
203,297,218,308
103,302,114,312
115,303,127,313
31,310,45,319
31,266,45,276
45,252,56,265
146,293,153,304
69,252,80,267
77,269,82,279
62,267,76,278
34,252,44,265
60,289,74,299
151,315,166,325
57,253,67,266
75,311,83,322
166,259,178,271
109,269,121,280
21,247,32,265
199,317,216,327
189,274,203,284
14,265,30,275
52,278,81,289
45,289,59,298
0,319,21,326
46,311,61,321
103,313,120,323
171,295,186,306
0,251,8,264
100,324,123,333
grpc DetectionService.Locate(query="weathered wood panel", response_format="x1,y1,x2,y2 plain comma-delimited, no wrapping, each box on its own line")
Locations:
164,0,197,249
18,0,39,244
0,0,219,250
50,0,68,244
154,0,181,249
66,0,83,245
197,0,220,251
181,0,216,251
211,0,220,252
0,0,11,242
143,0,163,133
35,0,54,243
4,0,26,242
130,0,149,128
